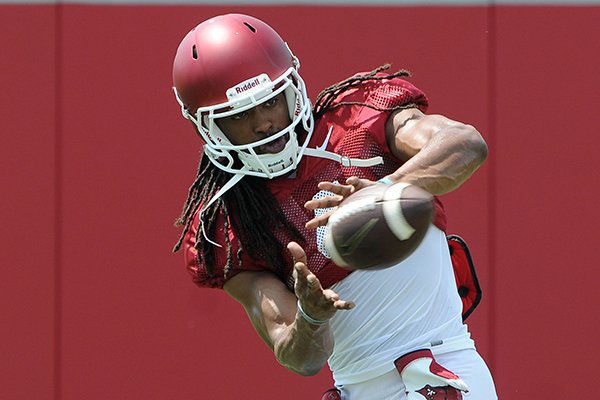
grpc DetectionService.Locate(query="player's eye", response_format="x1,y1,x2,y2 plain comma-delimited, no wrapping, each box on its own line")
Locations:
262,97,278,108
230,111,249,121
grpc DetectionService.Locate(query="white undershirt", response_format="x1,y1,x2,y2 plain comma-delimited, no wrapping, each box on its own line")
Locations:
327,226,475,385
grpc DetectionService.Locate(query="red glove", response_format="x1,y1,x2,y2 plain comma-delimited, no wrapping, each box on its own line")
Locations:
395,349,468,400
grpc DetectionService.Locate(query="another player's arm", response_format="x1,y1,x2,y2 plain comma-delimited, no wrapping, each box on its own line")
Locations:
223,243,353,376
383,107,488,195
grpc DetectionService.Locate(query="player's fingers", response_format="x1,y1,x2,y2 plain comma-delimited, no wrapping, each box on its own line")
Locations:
305,273,323,292
322,289,355,310
346,176,376,191
317,181,355,197
304,195,343,211
305,210,335,229
293,263,308,293
287,241,308,265
289,242,310,291
296,271,327,309
289,245,327,300
333,299,355,310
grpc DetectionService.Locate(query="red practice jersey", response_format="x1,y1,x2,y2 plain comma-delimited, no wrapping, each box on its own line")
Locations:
183,75,447,289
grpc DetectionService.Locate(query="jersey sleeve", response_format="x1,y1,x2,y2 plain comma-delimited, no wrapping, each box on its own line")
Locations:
363,73,429,112
183,210,243,289
183,211,224,289
325,73,429,153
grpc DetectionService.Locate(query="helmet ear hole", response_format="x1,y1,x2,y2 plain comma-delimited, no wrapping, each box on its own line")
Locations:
192,45,198,59
243,22,256,33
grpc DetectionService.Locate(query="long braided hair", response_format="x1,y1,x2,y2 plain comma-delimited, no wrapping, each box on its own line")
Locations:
172,154,302,277
314,64,413,120
173,64,413,277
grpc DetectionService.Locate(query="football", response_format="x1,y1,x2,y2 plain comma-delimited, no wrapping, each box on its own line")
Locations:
324,182,434,270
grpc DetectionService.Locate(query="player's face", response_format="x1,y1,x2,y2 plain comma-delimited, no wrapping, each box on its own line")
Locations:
216,92,291,154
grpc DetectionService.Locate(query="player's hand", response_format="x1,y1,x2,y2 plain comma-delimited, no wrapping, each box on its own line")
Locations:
287,241,354,323
304,176,378,229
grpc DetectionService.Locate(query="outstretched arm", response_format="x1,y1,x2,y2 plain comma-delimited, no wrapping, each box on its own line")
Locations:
305,107,488,228
223,242,353,376
383,107,488,195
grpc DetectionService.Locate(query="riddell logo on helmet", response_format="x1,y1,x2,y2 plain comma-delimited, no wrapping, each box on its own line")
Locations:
227,74,271,100
267,159,284,168
235,78,261,94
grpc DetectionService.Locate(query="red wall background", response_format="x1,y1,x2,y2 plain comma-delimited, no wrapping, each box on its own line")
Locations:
2,3,599,400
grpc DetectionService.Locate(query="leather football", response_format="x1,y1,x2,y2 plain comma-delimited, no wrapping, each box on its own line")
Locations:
324,182,434,270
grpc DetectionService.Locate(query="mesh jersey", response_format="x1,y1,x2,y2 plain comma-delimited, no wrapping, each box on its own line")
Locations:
183,75,447,289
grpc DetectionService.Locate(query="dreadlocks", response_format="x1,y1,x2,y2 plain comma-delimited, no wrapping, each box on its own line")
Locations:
313,64,413,120
173,64,414,278
173,154,302,277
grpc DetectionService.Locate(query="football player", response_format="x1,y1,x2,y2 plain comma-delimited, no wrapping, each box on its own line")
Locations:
172,14,497,400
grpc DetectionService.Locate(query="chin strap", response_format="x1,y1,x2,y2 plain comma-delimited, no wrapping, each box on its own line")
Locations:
303,125,383,167
304,147,383,167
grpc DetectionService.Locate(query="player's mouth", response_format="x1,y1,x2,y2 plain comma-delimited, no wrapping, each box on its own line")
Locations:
258,133,289,154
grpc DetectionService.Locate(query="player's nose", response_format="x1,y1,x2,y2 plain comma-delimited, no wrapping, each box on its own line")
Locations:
251,107,273,136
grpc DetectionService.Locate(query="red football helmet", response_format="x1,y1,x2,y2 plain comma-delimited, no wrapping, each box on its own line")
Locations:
173,14,313,179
